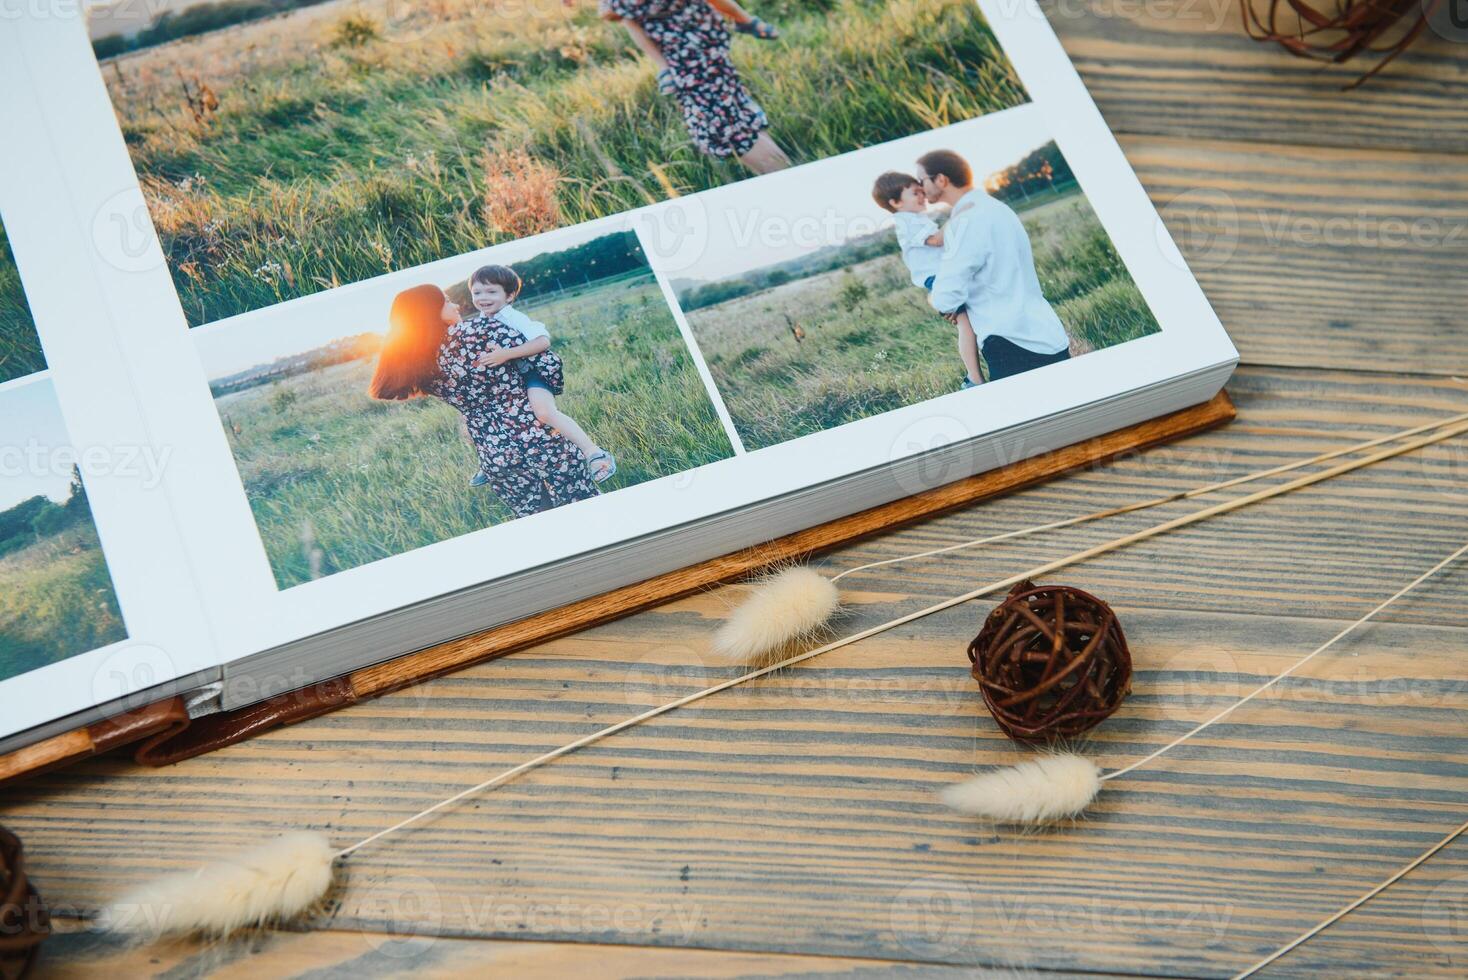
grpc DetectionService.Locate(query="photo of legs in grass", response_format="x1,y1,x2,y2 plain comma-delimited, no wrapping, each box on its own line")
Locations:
672,109,1162,451
0,217,47,385
196,226,734,588
0,377,128,681
87,0,1027,326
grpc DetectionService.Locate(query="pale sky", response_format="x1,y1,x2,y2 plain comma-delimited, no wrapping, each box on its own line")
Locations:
0,376,77,510
193,220,619,380
671,104,1055,284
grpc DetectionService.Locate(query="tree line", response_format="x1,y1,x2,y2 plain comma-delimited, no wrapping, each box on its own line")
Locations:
676,234,892,312
445,231,650,310
987,141,1077,205
92,0,334,60
0,468,93,558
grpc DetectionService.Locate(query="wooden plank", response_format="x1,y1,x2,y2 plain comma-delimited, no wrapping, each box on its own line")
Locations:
1049,1,1468,154
5,367,1467,977
5,607,1464,976
1125,134,1468,377
1245,842,1468,977
36,925,1122,978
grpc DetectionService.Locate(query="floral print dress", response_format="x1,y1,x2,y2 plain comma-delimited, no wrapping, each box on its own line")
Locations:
430,315,600,519
607,0,768,158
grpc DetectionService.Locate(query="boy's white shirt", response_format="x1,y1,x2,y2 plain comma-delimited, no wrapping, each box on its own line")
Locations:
891,210,942,288
928,189,1070,355
494,303,549,343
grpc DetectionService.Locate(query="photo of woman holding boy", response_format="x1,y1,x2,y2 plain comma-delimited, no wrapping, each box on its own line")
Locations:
195,228,735,588
371,282,601,518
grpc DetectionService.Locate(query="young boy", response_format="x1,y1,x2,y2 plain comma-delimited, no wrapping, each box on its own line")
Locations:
871,171,982,390
462,264,617,484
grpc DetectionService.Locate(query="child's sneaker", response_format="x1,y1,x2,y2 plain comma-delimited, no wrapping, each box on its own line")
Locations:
585,450,617,484
469,470,490,487
734,17,779,39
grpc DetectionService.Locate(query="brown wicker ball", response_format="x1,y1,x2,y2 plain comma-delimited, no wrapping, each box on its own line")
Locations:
968,580,1132,743
0,827,48,980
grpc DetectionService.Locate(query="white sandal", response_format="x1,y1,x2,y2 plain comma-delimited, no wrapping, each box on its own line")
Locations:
585,450,617,484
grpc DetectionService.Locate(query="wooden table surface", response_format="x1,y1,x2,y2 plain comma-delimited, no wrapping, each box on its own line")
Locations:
6,4,1468,977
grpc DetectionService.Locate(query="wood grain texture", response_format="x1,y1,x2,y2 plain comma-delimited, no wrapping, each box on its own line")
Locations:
7,610,1466,976
4,367,1466,978
1125,135,1468,376
7,5,1468,975
35,925,1127,978
1046,0,1468,154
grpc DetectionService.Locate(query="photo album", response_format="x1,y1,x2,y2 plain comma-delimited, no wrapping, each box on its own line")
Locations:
0,0,1236,756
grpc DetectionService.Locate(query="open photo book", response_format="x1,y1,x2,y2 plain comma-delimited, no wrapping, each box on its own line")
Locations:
0,0,1236,757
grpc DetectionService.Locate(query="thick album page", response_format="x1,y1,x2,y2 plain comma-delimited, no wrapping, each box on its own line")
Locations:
0,35,218,741
20,0,1234,673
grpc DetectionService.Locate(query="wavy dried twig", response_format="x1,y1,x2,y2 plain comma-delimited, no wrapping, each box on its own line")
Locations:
1241,0,1445,88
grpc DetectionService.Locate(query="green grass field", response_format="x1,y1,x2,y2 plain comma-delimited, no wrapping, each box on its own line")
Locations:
100,0,1026,325
0,522,127,681
1,221,47,385
219,271,733,587
686,194,1161,450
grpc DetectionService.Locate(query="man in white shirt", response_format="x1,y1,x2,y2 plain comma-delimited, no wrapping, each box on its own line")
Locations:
916,149,1072,382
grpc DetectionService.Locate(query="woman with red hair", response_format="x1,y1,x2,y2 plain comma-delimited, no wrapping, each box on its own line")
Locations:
370,284,599,518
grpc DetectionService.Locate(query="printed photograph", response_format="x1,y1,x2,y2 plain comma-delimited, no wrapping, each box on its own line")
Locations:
671,108,1162,450
195,225,735,588
0,377,128,681
1,216,47,385
86,0,1027,325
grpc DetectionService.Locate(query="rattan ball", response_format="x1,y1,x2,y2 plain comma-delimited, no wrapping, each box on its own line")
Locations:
0,827,48,980
968,580,1132,742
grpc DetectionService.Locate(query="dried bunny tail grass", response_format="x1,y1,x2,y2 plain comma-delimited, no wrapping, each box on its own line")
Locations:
939,754,1101,825
710,566,841,666
943,541,1468,828
99,832,336,939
